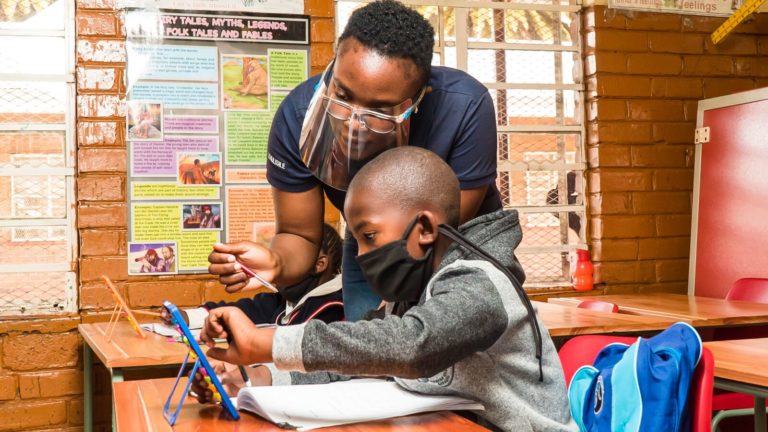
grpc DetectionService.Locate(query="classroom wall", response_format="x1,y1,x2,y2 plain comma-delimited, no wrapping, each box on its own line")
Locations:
0,1,336,430
584,6,768,295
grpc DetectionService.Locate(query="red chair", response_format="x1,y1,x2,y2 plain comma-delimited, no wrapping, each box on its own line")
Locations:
558,335,713,432
577,300,619,313
711,278,768,430
725,278,768,303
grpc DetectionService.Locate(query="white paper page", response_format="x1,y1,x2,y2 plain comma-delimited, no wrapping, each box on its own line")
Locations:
235,379,483,431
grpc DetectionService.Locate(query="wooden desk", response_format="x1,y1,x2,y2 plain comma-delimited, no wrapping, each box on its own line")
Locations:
534,301,676,337
79,322,190,432
547,294,768,327
114,378,490,431
704,339,768,432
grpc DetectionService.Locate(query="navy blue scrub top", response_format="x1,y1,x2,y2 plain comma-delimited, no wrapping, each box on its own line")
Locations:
266,66,502,217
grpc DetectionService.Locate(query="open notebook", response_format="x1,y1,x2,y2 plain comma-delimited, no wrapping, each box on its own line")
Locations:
231,378,484,431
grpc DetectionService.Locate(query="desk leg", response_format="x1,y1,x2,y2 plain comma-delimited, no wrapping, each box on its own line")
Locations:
84,343,93,432
111,369,124,431
755,396,766,432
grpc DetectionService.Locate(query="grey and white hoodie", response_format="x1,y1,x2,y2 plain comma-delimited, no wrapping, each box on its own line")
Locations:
268,209,576,431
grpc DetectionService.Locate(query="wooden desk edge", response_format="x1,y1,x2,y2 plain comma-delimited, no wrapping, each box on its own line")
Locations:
547,321,674,337
78,322,189,369
79,323,114,367
114,378,490,432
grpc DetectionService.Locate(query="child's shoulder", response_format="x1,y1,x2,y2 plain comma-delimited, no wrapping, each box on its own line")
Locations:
428,260,504,296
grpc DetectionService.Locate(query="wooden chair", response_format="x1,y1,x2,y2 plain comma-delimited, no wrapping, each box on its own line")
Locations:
576,300,619,313
558,335,713,432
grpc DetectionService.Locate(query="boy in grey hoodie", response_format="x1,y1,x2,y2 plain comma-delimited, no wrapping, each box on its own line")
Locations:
197,146,576,431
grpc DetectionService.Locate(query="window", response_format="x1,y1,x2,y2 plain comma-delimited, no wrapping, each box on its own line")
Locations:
0,0,76,314
336,0,586,288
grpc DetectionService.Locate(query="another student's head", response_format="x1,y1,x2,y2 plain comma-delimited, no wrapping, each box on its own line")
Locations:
345,146,459,257
317,223,343,284
201,204,212,214
281,224,343,302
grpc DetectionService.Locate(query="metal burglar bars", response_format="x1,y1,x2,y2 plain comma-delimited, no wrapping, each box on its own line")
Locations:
336,0,586,288
0,0,77,314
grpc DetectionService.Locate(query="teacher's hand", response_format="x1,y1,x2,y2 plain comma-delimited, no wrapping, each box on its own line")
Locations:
208,241,279,293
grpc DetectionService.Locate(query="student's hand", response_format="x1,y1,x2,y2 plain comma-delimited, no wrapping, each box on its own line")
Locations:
200,307,275,365
190,360,272,404
208,242,279,293
159,307,188,326
190,359,236,402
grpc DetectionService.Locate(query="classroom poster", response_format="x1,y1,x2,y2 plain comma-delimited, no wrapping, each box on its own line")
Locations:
131,136,219,177
221,54,270,111
132,204,221,271
126,44,219,82
128,241,178,275
224,169,267,184
609,0,736,16
268,49,307,90
224,111,272,164
225,185,275,243
125,8,308,275
131,182,221,200
164,115,219,134
119,0,303,14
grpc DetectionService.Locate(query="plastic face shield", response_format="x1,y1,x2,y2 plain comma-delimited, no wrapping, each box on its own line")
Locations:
298,61,426,191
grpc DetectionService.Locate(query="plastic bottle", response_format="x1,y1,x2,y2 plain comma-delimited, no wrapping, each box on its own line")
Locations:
573,248,594,292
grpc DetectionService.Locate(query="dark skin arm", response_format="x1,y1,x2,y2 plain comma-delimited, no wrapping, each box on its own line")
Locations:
208,181,488,292
208,186,324,292
459,185,490,224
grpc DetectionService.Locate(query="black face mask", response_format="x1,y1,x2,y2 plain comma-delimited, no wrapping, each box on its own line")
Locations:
280,273,321,304
356,216,434,303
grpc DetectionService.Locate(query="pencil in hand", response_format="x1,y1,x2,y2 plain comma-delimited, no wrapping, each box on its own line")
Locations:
236,260,278,292
238,365,252,387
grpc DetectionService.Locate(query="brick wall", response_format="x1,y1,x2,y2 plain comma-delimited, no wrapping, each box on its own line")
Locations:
584,6,768,295
0,318,84,432
0,1,336,430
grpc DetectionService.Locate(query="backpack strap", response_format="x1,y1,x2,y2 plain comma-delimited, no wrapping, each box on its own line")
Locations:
438,224,544,381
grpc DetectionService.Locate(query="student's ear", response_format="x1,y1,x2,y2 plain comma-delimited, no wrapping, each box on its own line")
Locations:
416,211,439,247
314,254,329,275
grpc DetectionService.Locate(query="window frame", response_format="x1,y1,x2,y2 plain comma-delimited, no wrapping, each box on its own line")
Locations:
336,0,587,289
0,0,77,314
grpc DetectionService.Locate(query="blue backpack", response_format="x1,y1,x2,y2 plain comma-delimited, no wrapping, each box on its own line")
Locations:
568,322,702,432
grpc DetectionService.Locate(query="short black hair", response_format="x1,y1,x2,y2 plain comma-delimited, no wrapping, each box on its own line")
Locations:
348,147,460,227
320,223,343,276
339,0,434,85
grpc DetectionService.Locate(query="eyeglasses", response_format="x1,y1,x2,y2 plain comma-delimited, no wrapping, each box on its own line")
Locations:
318,61,427,134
